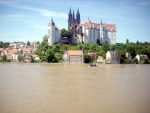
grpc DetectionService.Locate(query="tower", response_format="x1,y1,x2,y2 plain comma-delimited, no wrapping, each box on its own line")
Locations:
72,10,76,26
76,9,80,24
48,18,60,46
68,8,72,30
68,8,81,44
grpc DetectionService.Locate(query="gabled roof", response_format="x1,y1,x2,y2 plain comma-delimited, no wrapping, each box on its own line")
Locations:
79,20,116,32
4,49,18,56
65,50,83,56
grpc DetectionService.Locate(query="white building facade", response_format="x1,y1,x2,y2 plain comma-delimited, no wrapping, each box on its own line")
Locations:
48,18,60,46
77,20,116,45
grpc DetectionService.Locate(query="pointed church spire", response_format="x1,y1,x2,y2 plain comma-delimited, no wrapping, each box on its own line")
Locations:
69,7,72,14
72,10,75,23
51,17,53,22
73,10,75,18
50,17,55,26
77,8,79,14
76,8,80,24
101,19,103,24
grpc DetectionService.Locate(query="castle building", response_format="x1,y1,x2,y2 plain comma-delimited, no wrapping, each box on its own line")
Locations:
68,9,116,45
76,19,116,45
48,18,60,46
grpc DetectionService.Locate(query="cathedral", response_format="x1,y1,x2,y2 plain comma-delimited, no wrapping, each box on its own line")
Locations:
68,8,82,43
68,8,116,45
48,8,116,46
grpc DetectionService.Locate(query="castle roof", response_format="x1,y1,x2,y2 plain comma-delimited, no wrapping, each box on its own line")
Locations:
79,20,116,32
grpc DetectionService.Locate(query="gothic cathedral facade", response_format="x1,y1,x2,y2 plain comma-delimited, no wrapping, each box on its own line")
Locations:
68,8,82,44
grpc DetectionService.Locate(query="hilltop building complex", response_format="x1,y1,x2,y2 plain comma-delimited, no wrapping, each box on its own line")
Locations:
68,8,116,45
48,8,116,46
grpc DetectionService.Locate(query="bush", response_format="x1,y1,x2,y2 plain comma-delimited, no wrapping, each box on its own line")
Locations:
18,53,24,62
142,59,149,64
132,57,138,64
84,54,92,63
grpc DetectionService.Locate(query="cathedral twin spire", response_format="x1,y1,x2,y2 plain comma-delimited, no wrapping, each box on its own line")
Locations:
68,8,80,30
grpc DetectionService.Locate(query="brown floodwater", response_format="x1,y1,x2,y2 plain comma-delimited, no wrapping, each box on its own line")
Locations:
0,63,150,113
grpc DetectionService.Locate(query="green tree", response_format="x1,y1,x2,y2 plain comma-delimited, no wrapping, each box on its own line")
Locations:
126,39,129,44
132,57,138,64
102,43,110,53
0,41,10,48
111,45,116,51
36,35,49,62
136,40,139,45
141,58,149,64
61,29,71,38
126,45,136,58
27,41,31,46
54,52,62,62
36,41,40,45
1,55,7,62
120,53,126,64
84,54,92,63
18,53,24,62
46,49,55,63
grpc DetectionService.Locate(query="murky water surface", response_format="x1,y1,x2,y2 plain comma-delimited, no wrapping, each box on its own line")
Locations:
0,64,150,113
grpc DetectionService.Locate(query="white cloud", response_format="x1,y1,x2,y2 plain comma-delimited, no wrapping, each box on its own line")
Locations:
0,0,67,19
0,14,35,24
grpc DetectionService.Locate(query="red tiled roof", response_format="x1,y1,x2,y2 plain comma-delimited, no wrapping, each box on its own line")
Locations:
9,49,18,54
65,50,83,56
85,20,92,24
0,48,4,52
79,20,116,31
3,49,18,56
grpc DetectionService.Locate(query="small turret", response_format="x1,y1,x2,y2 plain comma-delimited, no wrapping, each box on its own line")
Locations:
101,19,103,25
49,17,55,26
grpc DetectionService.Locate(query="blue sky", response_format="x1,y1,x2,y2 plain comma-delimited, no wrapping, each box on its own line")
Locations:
0,0,150,43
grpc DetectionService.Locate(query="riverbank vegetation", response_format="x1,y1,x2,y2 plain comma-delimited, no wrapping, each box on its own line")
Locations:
35,36,150,64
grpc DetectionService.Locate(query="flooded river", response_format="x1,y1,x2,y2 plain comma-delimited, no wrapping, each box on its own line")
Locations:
0,64,150,113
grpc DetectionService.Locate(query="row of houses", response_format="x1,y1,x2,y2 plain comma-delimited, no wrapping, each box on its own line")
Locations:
0,42,39,62
0,42,148,64
62,50,149,64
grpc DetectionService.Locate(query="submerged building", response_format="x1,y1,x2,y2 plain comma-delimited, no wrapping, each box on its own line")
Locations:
63,50,83,63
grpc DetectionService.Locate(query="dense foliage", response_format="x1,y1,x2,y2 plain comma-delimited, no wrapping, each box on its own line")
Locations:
0,41,10,48
61,29,71,38
35,37,150,64
18,53,24,62
115,42,150,63
0,55,11,62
